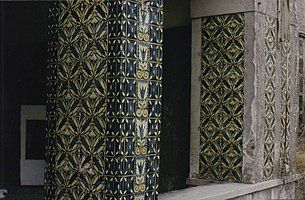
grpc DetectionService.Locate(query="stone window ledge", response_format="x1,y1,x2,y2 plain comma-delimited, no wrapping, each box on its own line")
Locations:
159,174,302,200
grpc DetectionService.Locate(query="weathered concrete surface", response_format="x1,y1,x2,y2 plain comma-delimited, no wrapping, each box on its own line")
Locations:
243,11,259,184
252,0,300,182
297,0,305,34
254,0,298,26
189,18,201,179
190,0,255,18
251,11,266,183
191,0,301,21
254,0,277,18
160,175,301,200
289,24,300,175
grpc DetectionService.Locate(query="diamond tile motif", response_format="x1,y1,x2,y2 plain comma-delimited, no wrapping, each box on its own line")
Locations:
45,2,58,198
299,38,304,137
45,1,108,199
199,13,245,182
280,41,292,177
45,1,163,199
263,16,277,180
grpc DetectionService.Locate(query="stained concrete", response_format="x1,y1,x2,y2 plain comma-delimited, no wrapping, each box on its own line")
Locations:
190,0,255,18
289,24,300,174
243,11,258,184
189,18,202,179
160,175,301,200
297,0,305,34
244,0,300,182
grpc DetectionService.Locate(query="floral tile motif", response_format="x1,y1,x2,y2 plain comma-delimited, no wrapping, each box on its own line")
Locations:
280,40,292,177
263,16,277,180
45,1,109,199
105,0,162,199
199,13,245,182
45,1,163,199
105,0,163,200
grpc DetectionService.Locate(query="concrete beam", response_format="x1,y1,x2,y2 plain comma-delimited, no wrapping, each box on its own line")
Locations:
191,0,255,18
160,175,302,200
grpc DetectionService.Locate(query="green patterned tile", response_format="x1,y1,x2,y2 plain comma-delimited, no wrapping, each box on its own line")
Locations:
199,13,245,182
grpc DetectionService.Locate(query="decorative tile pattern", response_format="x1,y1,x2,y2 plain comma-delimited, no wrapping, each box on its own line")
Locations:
105,1,162,198
200,13,245,182
45,0,163,199
280,41,292,177
45,2,58,198
263,17,277,180
299,38,304,136
45,1,108,199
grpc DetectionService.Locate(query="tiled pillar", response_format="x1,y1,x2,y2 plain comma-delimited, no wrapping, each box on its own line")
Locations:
188,0,299,184
45,1,163,199
105,0,163,199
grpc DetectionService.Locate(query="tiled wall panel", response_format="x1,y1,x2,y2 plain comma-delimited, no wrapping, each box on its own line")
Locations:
280,40,292,177
45,2,58,198
299,38,305,136
263,16,277,180
199,13,245,182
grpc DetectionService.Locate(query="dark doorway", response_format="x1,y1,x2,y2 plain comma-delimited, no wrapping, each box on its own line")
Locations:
159,25,192,192
1,1,50,188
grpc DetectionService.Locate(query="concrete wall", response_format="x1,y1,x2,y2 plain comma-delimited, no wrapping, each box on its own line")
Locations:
297,0,305,34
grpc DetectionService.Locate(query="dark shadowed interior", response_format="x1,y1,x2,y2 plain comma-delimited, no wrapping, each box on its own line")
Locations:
0,0,192,196
1,1,50,187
